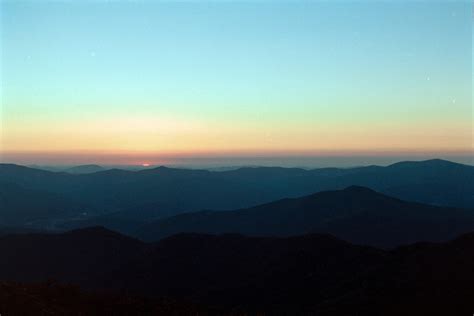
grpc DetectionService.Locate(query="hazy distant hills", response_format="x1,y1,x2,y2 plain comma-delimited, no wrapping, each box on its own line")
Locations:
27,164,107,174
60,202,182,235
0,182,83,227
0,159,473,232
0,227,473,315
64,164,106,174
137,186,474,248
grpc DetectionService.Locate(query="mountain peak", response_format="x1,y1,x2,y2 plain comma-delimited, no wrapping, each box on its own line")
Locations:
388,158,468,169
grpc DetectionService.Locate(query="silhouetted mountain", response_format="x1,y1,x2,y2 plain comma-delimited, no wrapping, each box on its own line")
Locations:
0,227,388,314
0,227,473,315
315,232,474,316
64,164,106,174
0,227,144,289
137,186,474,248
1,159,473,232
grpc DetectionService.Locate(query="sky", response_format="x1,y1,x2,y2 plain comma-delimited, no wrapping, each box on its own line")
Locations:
0,0,472,166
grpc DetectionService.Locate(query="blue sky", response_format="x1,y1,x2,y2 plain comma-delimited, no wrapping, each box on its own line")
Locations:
0,0,472,164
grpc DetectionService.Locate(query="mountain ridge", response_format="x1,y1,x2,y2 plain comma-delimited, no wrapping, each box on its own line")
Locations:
2,159,474,233
137,186,474,248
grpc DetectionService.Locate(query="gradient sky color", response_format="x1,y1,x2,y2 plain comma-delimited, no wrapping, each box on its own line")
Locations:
0,0,472,165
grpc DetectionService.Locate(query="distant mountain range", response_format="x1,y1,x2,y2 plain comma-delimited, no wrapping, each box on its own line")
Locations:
0,227,473,315
64,164,106,174
136,186,474,248
27,164,108,174
1,159,473,234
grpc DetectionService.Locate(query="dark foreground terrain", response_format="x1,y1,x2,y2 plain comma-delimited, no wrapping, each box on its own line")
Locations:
0,227,473,315
0,281,213,316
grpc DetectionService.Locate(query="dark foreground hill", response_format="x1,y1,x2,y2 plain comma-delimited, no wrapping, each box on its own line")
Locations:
137,186,474,248
1,159,473,232
0,227,473,315
0,281,212,316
